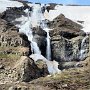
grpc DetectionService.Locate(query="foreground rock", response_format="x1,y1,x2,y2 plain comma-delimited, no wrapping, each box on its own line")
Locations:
0,56,90,90
12,56,49,82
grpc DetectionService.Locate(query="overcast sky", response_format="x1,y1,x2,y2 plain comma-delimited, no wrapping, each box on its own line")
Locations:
27,0,90,5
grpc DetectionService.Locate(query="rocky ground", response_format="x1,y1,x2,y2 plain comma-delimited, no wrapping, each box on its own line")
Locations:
0,56,90,90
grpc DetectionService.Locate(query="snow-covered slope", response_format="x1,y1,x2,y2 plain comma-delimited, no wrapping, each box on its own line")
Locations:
45,5,90,33
0,0,23,13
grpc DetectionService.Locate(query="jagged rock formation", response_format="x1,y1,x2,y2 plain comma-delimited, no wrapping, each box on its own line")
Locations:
0,5,89,62
48,14,89,62
0,17,30,56
49,14,85,38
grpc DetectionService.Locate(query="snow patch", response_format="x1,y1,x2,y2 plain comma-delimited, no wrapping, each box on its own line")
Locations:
30,54,61,74
0,0,23,13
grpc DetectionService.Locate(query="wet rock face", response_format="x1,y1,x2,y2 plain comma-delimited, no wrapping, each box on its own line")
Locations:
51,35,89,62
51,36,73,62
33,34,47,56
32,27,47,56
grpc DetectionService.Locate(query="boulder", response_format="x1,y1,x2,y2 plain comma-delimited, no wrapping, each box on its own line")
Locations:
12,56,48,82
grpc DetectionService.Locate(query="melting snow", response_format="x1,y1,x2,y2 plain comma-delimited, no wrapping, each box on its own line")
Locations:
0,0,23,13
30,54,61,74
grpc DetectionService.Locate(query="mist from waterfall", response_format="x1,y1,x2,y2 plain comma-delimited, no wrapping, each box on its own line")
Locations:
19,9,41,54
79,35,89,60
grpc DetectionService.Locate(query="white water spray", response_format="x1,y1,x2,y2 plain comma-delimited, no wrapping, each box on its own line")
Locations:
31,4,43,27
43,28,52,60
31,4,52,60
19,9,41,54
80,35,88,59
30,54,61,74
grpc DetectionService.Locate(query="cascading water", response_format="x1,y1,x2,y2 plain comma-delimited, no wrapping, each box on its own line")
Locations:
19,9,41,54
18,4,52,60
41,6,52,60
43,28,52,60
31,4,52,60
17,4,60,74
79,35,89,60
31,4,43,27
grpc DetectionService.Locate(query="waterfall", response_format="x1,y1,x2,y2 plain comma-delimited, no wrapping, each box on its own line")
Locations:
31,4,52,60
43,28,52,60
40,6,52,60
79,35,89,60
42,21,52,60
19,9,41,54
30,54,61,74
31,4,43,27
18,4,52,59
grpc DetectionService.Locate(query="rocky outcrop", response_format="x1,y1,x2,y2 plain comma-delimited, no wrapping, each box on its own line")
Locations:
2,6,26,23
49,14,85,39
51,35,74,62
12,56,40,82
0,18,30,55
0,1,89,65
49,14,88,62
